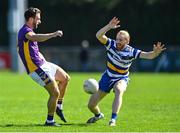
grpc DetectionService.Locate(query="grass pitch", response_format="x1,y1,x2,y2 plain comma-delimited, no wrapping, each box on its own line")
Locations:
0,71,179,132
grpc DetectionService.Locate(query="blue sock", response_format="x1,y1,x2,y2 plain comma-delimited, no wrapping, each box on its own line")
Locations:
47,115,54,121
111,113,117,120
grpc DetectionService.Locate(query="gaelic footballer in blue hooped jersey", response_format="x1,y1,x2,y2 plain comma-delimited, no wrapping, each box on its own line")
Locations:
86,17,166,126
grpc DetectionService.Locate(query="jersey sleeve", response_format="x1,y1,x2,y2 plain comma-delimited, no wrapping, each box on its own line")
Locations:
105,38,115,50
132,48,141,59
23,27,33,40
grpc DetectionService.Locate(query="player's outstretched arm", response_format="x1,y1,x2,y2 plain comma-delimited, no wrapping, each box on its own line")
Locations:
139,42,166,59
96,17,120,44
25,30,63,42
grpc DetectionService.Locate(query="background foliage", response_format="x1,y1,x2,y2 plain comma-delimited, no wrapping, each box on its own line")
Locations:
0,0,180,46
0,0,180,47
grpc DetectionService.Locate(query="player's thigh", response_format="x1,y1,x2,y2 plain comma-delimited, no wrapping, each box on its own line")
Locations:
46,62,70,82
89,90,108,106
113,80,127,95
55,66,70,82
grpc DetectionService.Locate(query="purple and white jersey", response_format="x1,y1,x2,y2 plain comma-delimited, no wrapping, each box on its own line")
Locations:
17,24,45,74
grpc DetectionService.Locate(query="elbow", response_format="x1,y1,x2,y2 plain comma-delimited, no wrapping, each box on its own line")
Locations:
96,32,100,39
96,33,102,42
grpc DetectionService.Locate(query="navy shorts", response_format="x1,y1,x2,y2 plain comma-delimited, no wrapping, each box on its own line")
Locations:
99,71,129,93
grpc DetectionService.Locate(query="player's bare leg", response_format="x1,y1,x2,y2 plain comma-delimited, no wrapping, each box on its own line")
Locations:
110,80,127,126
55,67,70,100
87,90,107,123
44,81,60,126
55,67,70,122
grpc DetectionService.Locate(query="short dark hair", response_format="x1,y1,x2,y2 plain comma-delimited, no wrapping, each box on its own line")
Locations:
24,7,41,21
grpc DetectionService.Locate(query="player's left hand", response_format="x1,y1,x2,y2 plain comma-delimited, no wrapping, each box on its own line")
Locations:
108,17,121,29
153,42,166,55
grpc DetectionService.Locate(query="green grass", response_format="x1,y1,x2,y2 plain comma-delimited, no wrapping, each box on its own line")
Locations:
0,71,180,132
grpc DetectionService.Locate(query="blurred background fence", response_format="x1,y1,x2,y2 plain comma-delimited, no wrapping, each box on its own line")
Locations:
0,0,179,72
1,46,180,72
40,46,180,72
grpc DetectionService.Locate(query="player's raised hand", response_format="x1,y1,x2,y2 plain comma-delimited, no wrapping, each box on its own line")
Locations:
53,30,63,37
153,42,166,55
108,17,121,29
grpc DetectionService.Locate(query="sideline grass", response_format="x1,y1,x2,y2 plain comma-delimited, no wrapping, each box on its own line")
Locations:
0,71,180,132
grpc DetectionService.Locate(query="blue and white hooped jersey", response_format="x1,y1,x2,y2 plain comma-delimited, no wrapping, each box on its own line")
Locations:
104,38,141,78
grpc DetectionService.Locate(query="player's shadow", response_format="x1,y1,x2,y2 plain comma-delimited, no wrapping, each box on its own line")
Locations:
61,123,90,127
0,124,43,128
0,123,89,128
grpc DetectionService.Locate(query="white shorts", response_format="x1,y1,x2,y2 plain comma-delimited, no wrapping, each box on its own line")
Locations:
29,62,59,87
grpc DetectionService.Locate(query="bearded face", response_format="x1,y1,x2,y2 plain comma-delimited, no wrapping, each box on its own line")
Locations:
116,31,130,50
32,13,41,29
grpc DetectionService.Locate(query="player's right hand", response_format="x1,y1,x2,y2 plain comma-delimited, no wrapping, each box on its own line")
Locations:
53,30,63,37
108,17,121,29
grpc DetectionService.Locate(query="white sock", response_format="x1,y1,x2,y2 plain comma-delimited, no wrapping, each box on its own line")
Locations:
57,104,63,110
46,119,55,123
111,119,116,122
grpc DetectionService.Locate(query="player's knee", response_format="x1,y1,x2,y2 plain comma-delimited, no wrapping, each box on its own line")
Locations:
63,74,70,84
66,74,70,82
115,88,121,95
49,89,60,99
114,88,124,96
114,82,126,96
53,89,60,98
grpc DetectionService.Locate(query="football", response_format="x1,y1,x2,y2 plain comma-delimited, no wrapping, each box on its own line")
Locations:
83,78,99,94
